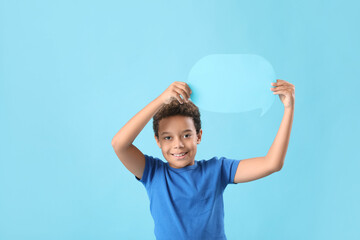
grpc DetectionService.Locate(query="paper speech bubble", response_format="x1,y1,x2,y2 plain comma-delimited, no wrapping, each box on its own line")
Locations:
187,54,276,117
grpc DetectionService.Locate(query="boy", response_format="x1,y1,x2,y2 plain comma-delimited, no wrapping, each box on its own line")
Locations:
111,80,295,239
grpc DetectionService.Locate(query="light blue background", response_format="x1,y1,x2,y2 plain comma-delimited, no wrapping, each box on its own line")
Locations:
1,0,359,239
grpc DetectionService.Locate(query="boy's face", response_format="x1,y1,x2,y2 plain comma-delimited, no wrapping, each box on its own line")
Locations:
155,115,202,169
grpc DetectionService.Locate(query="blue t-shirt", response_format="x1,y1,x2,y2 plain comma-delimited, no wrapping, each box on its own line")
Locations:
135,154,241,240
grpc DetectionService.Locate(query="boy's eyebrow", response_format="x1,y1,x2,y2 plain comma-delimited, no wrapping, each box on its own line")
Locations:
161,129,192,135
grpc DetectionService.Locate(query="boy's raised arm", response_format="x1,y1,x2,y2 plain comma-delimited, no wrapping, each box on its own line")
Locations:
111,96,164,151
266,79,295,170
111,82,192,179
111,95,164,179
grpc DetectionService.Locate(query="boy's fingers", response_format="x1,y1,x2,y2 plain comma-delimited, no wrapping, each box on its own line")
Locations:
276,79,294,87
272,86,287,91
272,87,293,92
175,83,191,101
182,87,191,100
182,83,192,97
171,88,182,104
272,83,292,88
187,85,192,95
175,93,183,104
176,82,190,96
175,87,189,102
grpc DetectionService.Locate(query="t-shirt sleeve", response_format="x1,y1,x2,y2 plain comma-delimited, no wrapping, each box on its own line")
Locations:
219,156,241,188
134,154,161,188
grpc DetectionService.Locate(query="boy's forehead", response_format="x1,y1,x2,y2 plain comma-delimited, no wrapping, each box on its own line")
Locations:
159,116,194,132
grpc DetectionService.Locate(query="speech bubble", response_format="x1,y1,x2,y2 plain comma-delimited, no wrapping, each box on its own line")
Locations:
187,54,276,117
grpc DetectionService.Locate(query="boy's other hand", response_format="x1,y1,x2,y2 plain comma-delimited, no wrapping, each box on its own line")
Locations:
159,81,192,105
270,79,295,109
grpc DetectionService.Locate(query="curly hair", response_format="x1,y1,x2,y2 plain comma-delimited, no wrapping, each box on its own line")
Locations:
153,98,202,140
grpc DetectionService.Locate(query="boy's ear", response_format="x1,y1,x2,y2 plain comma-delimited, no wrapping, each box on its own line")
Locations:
196,129,203,144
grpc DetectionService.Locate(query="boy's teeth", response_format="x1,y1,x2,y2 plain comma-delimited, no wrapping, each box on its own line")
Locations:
174,153,186,156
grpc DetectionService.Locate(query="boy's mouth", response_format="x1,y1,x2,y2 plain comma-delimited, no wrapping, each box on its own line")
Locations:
171,152,188,159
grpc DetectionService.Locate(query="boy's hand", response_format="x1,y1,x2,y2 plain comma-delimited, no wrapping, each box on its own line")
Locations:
159,81,192,105
270,79,295,109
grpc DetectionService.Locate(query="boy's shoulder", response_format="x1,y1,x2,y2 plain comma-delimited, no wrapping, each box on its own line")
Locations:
198,156,239,168
199,156,225,162
197,156,223,166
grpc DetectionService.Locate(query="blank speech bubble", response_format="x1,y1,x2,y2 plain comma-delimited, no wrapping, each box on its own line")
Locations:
187,54,276,117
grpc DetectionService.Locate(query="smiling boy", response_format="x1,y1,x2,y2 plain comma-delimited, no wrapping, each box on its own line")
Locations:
111,80,295,239
155,115,199,169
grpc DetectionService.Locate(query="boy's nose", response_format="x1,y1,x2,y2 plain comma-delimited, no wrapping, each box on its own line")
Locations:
173,139,185,148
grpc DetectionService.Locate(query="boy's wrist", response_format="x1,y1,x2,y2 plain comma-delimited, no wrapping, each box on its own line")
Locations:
284,106,294,112
154,95,165,106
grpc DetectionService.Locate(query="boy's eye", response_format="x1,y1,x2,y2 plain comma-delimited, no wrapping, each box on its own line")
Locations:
163,134,191,140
